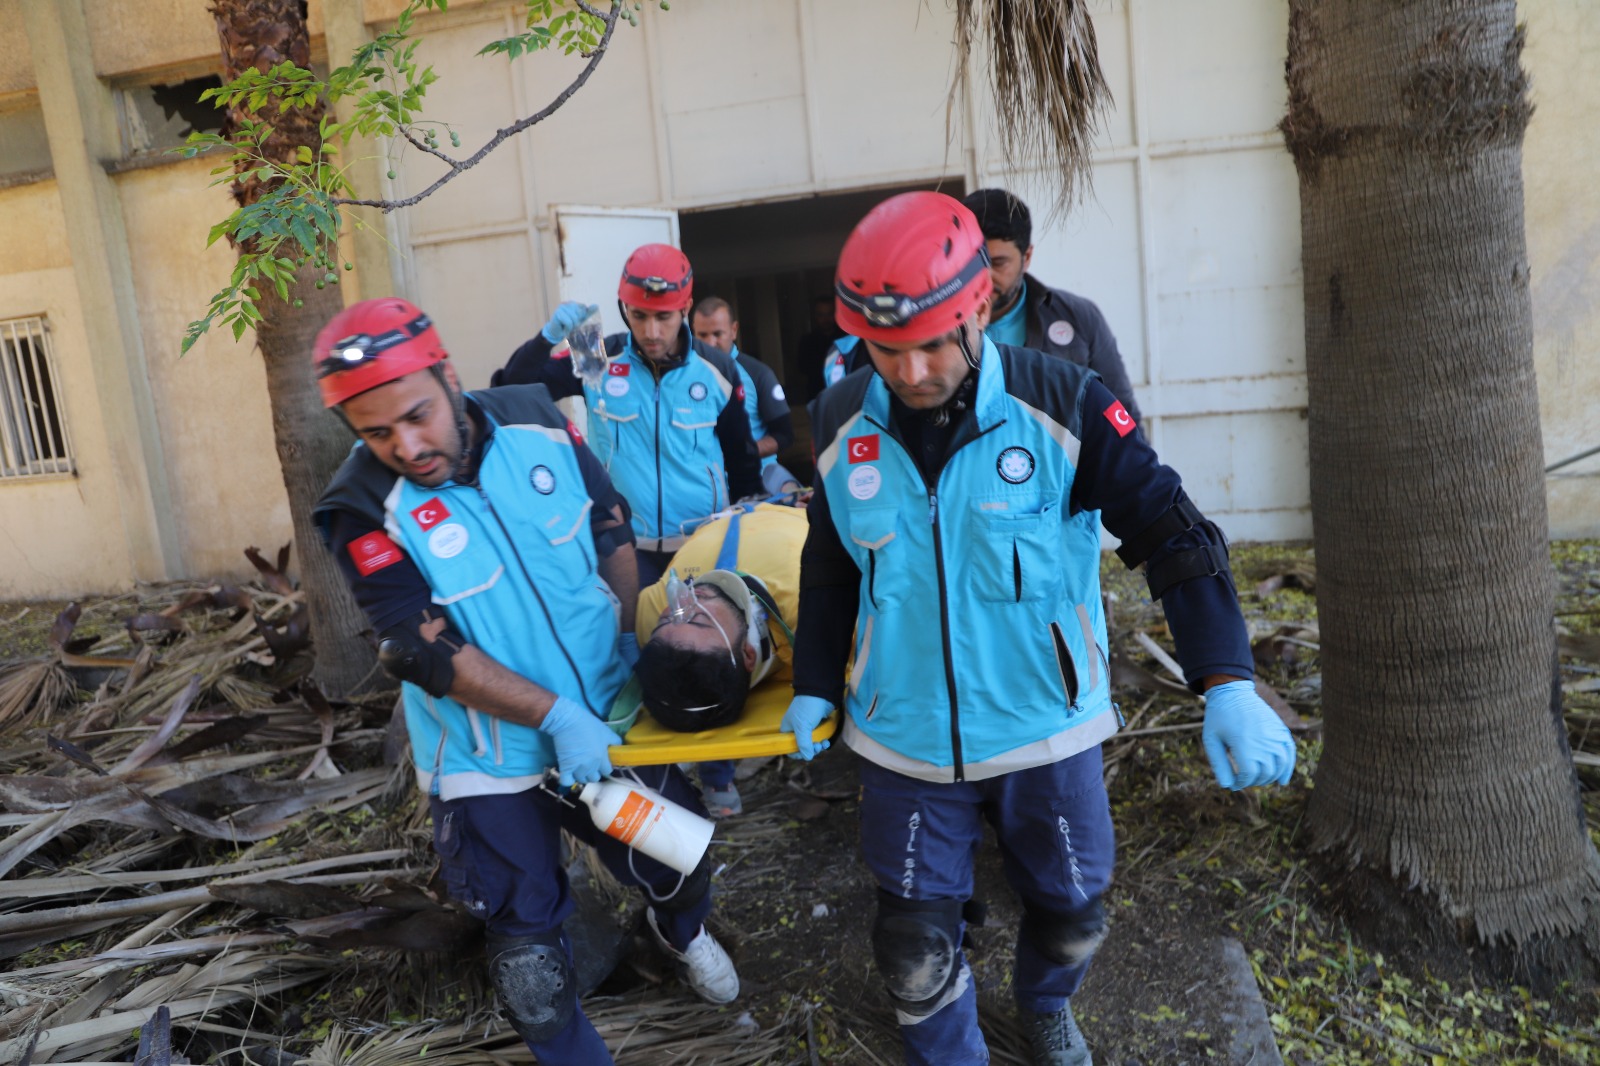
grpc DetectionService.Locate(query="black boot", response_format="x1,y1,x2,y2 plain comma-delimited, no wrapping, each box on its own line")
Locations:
1017,998,1092,1066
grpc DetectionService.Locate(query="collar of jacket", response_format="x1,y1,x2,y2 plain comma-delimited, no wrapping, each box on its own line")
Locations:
861,334,1008,434
622,322,699,375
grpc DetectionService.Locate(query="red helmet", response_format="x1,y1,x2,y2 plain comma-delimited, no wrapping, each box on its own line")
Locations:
313,297,448,408
618,244,694,312
835,191,993,343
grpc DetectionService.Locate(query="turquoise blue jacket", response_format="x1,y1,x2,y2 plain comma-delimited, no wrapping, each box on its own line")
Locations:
809,338,1117,780
497,329,763,553
318,386,629,799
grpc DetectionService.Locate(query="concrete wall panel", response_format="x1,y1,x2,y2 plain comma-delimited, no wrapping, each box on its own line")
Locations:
1012,159,1147,388
0,181,70,274
1523,0,1600,537
117,160,292,582
805,0,963,187
0,263,135,597
1140,0,1287,145
411,231,540,392
393,9,528,240
1149,148,1303,383
516,23,660,212
0,0,34,95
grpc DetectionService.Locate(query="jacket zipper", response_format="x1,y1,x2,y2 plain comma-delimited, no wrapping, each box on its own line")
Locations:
476,484,594,711
652,371,664,545
864,411,1003,782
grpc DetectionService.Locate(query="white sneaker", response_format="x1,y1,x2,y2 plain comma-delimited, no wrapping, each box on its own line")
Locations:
646,907,740,1004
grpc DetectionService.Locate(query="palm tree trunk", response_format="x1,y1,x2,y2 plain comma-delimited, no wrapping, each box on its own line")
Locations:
1283,0,1600,963
212,0,376,696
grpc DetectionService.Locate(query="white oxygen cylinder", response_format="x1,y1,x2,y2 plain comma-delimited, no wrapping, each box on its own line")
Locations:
577,776,714,876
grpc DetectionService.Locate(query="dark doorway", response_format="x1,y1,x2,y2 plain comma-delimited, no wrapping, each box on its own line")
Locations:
680,179,961,403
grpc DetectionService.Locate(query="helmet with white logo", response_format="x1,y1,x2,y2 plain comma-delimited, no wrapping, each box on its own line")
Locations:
619,244,695,313
835,191,993,344
313,297,448,408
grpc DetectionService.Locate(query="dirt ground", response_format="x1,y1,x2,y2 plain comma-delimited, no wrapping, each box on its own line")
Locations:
2,542,1599,1064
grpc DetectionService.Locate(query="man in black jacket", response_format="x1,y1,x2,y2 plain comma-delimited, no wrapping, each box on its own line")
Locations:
961,188,1143,424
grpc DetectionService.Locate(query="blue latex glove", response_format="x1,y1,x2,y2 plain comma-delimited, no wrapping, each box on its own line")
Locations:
617,632,640,670
780,695,833,761
538,696,615,787
1201,680,1296,790
541,302,599,344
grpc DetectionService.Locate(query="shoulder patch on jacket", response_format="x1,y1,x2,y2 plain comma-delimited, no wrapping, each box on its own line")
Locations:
348,531,405,576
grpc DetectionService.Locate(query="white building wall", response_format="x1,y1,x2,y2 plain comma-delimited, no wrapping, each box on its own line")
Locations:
395,0,1310,539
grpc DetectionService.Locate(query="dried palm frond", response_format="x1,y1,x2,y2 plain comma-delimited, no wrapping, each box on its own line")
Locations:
952,0,1111,215
0,659,77,729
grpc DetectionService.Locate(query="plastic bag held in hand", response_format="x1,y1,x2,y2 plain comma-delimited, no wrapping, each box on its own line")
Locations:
780,695,833,761
563,307,609,390
537,696,615,787
1201,679,1296,790
541,301,599,344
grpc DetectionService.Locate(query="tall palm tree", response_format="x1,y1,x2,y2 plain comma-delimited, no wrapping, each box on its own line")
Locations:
1282,0,1600,965
211,0,373,695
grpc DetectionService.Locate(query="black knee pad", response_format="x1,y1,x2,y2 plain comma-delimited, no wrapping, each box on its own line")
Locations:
487,932,575,1045
1020,899,1107,968
643,852,712,914
872,891,966,1020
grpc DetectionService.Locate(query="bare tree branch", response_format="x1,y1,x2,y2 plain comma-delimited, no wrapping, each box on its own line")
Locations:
400,127,460,168
333,0,622,213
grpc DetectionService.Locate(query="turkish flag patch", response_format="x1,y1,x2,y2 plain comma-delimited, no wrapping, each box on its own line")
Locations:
566,419,585,446
410,497,450,531
608,362,630,376
1103,400,1136,437
847,435,879,463
734,384,745,401
348,532,404,576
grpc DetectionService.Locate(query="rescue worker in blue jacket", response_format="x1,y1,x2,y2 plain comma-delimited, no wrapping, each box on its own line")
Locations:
817,190,1143,431
779,193,1295,1066
311,298,739,1066
495,244,764,588
690,296,801,497
961,187,1142,424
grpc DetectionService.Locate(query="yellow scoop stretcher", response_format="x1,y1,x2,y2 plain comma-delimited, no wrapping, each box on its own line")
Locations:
605,675,838,766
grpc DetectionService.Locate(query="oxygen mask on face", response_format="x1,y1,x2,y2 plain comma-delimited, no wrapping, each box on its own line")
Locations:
660,568,738,669
566,307,609,390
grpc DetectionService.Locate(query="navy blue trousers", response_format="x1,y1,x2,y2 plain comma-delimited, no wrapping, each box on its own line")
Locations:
858,747,1115,1066
429,765,712,1065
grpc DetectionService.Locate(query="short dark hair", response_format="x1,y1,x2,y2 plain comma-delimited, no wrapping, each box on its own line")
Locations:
635,638,751,732
692,296,733,322
962,188,1032,252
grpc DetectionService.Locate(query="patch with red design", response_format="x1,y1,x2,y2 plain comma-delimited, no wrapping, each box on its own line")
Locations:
847,435,879,463
734,384,745,401
1103,400,1136,437
566,420,585,446
608,363,630,376
348,531,404,576
410,498,450,532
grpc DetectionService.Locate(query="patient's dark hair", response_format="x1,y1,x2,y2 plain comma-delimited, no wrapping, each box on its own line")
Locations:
635,639,751,732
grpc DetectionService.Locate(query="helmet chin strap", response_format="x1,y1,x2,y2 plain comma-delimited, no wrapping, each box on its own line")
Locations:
927,324,982,428
958,321,982,371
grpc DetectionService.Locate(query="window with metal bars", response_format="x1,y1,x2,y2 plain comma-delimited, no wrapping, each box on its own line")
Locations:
0,316,75,479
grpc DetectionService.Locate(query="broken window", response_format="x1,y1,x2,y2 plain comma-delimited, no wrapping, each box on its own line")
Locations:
0,99,52,182
118,75,225,158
